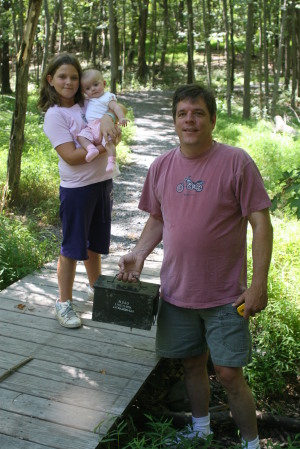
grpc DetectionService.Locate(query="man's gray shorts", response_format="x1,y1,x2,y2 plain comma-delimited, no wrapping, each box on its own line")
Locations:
156,300,252,367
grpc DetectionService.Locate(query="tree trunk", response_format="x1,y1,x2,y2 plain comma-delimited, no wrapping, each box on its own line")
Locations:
59,0,64,51
222,0,231,116
41,0,50,74
108,0,119,93
1,0,13,94
263,0,270,113
136,0,149,83
186,0,195,83
290,0,297,108
271,0,288,117
3,0,42,206
159,0,169,74
202,0,212,86
229,0,235,93
49,0,59,56
243,0,254,120
149,0,157,85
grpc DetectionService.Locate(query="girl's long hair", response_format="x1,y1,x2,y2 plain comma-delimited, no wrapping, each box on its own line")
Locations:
37,53,85,112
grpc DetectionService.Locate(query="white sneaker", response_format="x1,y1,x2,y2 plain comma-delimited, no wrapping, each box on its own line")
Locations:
165,425,213,447
87,285,94,301
55,299,81,328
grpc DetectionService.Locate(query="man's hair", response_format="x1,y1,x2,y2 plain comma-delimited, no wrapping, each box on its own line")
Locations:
172,84,217,121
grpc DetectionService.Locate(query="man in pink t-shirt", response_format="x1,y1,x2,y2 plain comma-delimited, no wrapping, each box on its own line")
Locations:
118,85,273,449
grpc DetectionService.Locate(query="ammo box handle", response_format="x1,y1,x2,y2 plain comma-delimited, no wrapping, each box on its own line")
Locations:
111,274,143,291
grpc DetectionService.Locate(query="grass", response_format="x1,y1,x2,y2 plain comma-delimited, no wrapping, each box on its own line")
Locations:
95,414,300,448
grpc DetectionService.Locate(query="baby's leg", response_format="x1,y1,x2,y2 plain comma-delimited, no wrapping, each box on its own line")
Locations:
105,141,117,172
77,135,99,162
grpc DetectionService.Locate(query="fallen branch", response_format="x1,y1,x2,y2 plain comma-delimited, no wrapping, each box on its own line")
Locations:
0,356,33,383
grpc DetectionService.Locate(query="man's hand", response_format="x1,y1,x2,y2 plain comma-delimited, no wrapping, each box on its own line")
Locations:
233,283,268,320
117,252,145,282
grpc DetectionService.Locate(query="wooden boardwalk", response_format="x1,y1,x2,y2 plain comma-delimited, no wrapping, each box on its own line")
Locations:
0,251,162,449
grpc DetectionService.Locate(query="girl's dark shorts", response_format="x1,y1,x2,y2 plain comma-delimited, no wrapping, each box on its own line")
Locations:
156,300,252,367
59,179,113,260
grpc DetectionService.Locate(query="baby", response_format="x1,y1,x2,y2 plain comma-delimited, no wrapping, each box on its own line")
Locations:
77,69,129,172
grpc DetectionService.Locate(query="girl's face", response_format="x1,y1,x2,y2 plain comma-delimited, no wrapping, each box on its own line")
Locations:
47,64,80,107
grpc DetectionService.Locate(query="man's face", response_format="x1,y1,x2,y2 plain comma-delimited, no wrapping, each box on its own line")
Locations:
174,97,216,154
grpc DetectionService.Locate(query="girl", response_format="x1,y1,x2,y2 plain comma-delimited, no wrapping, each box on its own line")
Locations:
38,53,121,329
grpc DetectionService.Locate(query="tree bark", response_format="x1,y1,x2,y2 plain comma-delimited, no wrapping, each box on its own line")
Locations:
243,0,254,120
1,0,13,94
271,0,288,117
41,0,50,74
263,0,270,113
3,0,42,206
159,0,169,74
290,0,297,108
136,0,149,83
186,0,195,83
223,0,231,115
202,0,212,86
108,0,119,93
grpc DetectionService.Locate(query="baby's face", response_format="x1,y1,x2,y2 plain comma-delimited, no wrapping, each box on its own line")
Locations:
82,76,105,99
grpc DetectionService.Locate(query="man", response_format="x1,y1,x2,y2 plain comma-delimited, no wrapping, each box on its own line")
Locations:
117,84,273,449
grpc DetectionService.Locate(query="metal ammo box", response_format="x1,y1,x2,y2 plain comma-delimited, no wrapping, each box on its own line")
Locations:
92,275,160,330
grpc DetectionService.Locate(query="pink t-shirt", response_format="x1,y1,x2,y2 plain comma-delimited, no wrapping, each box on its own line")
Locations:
139,142,272,309
44,103,118,188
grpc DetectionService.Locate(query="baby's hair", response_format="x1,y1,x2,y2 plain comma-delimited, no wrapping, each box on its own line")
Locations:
37,52,85,112
81,69,104,82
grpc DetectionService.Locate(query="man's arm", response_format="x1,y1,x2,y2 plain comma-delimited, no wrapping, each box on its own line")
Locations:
118,214,163,282
233,208,273,319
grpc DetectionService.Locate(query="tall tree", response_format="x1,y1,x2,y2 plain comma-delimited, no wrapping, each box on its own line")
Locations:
3,0,42,205
222,0,231,115
243,0,255,120
159,0,169,74
290,0,297,108
108,0,119,93
136,0,149,83
263,0,270,113
202,0,212,86
41,0,50,74
229,0,235,92
1,0,13,93
271,0,288,117
186,0,195,83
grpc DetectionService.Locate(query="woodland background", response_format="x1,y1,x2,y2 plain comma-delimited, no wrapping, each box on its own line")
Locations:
1,0,300,202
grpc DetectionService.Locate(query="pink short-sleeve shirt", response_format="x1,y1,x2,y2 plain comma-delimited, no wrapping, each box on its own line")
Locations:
139,142,272,308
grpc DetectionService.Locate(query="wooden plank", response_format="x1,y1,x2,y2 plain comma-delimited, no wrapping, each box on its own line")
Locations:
0,352,141,395
0,434,53,449
0,321,157,367
0,336,155,380
0,306,156,351
0,368,141,414
0,410,101,449
0,388,117,432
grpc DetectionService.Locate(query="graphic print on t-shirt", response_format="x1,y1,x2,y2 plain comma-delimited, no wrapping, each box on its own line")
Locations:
176,175,204,193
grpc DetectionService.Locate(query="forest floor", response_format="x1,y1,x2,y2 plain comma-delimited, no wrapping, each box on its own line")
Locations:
108,90,300,448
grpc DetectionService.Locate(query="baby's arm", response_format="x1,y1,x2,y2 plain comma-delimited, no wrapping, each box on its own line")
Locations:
108,100,129,127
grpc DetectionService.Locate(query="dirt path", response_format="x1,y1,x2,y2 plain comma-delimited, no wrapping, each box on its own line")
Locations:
110,90,177,254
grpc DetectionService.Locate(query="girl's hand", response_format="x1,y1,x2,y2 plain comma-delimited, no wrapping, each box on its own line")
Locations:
101,114,121,142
